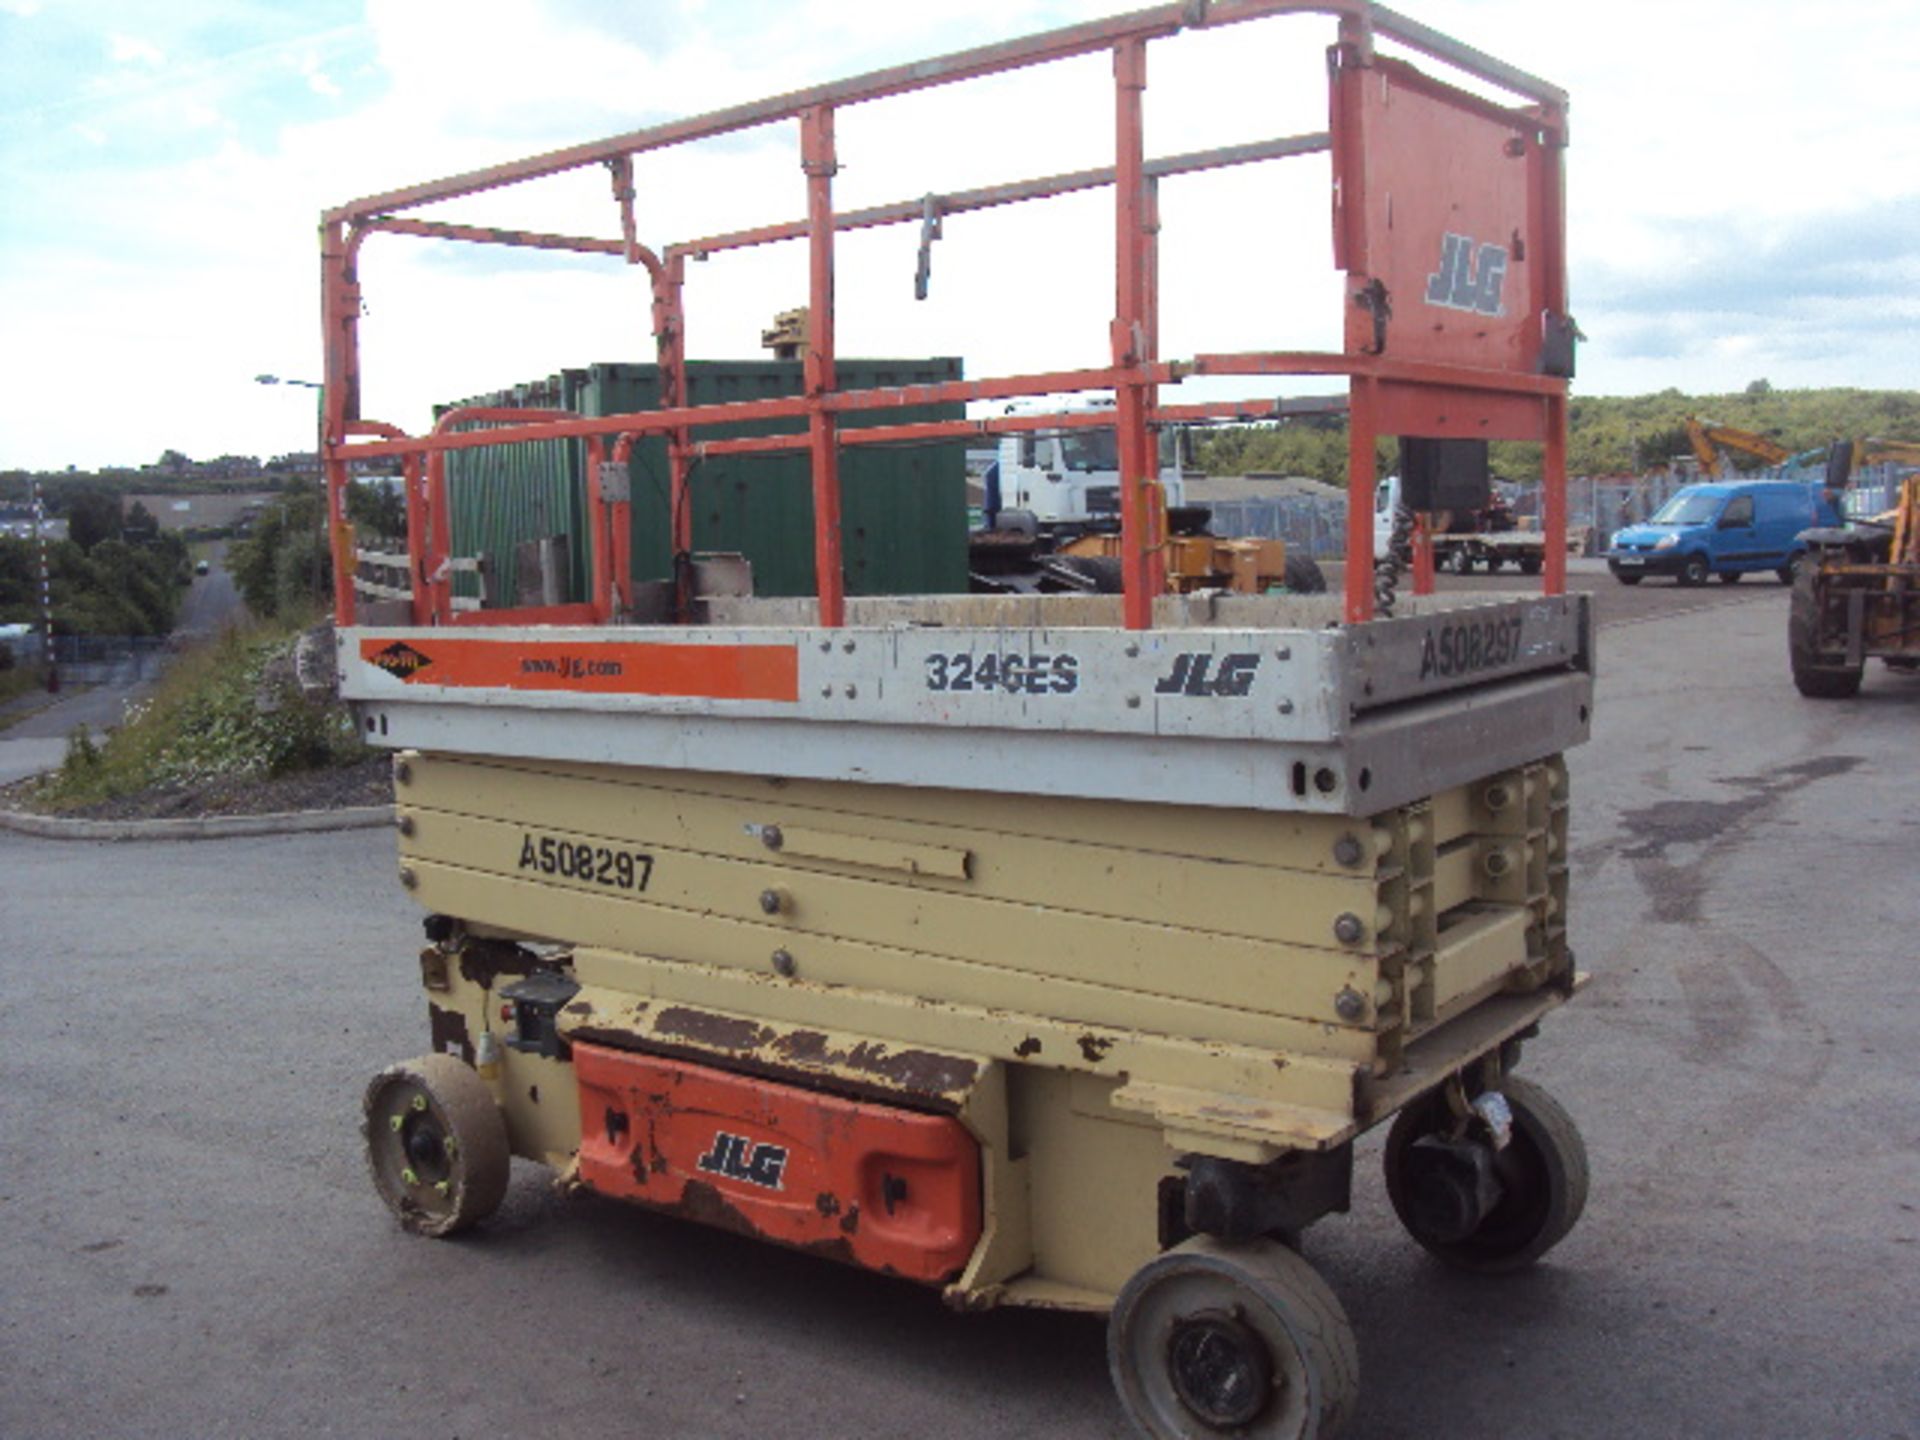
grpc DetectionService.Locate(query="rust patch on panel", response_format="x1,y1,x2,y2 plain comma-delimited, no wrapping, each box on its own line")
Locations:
814,1192,841,1219
456,940,541,990
567,1025,972,1115
800,1235,858,1266
839,1204,861,1236
769,1029,832,1065
1014,1037,1042,1058
665,1178,761,1240
1077,1033,1115,1063
427,1004,474,1065
654,1006,776,1052
841,1042,979,1096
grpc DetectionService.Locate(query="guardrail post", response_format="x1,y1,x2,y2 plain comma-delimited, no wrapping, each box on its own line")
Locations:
1113,37,1161,629
801,105,846,628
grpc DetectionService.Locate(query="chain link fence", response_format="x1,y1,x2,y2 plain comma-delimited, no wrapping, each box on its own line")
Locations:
1198,467,1902,560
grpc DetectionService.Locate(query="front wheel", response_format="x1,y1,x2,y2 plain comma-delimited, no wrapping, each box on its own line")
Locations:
1788,567,1863,699
1678,554,1710,587
1282,552,1327,595
1776,558,1799,585
1109,1236,1358,1439
1614,572,1643,586
1518,556,1543,576
363,1054,511,1237
1383,1075,1589,1274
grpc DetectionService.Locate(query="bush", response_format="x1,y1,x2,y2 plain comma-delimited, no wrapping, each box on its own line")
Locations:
29,621,367,810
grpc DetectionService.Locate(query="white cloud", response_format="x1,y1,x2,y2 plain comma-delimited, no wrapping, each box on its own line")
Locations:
3,0,1919,470
106,31,165,67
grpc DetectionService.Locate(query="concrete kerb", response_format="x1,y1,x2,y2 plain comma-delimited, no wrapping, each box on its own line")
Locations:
0,803,395,843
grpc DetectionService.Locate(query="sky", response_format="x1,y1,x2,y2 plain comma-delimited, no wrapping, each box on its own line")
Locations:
1,0,1917,471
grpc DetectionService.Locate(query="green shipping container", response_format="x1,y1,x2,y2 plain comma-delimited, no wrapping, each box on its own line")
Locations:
441,359,967,605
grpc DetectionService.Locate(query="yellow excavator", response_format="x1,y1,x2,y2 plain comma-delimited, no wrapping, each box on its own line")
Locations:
1789,437,1920,697
1684,416,1793,476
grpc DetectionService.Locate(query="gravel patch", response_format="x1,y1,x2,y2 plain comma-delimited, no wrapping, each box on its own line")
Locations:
3,755,391,821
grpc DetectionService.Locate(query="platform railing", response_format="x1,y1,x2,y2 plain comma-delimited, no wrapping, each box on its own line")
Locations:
321,1,1571,633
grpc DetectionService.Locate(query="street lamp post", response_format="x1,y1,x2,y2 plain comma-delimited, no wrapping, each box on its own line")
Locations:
255,374,328,612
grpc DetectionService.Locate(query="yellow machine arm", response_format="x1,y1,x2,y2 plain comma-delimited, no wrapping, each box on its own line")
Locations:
1684,416,1793,478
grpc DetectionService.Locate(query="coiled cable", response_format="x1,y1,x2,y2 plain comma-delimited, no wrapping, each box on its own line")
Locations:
1373,503,1415,617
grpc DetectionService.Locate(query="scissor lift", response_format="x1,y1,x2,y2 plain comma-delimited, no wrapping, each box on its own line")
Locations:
333,6,1588,1436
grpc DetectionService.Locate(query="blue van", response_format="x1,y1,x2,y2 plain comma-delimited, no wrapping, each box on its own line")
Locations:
1607,481,1843,586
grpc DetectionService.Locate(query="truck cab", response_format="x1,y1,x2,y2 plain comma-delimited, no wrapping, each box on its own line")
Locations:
1607,480,1842,586
992,400,1188,539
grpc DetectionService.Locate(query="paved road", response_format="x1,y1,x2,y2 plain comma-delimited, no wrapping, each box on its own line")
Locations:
1,589,1915,1438
1323,554,1793,631
0,551,243,786
175,542,242,641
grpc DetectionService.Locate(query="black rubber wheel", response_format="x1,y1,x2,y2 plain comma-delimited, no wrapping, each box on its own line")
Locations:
1484,556,1505,574
1282,552,1327,594
1789,568,1863,699
1109,1236,1358,1440
1718,570,1742,585
363,1054,511,1237
1443,549,1475,576
1615,572,1642,586
1383,1076,1588,1274
1776,560,1798,585
1678,554,1710,587
1057,554,1127,593
1518,556,1543,576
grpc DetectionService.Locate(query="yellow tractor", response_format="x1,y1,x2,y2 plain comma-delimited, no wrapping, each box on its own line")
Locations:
1790,438,1920,697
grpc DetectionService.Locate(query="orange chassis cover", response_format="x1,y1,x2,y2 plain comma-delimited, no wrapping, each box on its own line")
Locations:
573,1044,982,1284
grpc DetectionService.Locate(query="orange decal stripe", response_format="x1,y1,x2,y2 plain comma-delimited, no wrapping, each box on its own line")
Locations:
360,637,799,702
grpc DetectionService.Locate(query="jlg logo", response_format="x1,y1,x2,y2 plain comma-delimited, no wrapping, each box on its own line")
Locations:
696,1131,789,1191
1153,652,1260,698
1424,232,1508,318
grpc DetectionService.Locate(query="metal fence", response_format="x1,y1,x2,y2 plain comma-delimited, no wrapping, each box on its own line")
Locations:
1199,467,1905,559
47,635,170,685
1200,495,1350,559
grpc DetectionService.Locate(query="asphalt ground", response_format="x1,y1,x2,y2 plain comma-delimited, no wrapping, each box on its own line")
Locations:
1,580,1916,1438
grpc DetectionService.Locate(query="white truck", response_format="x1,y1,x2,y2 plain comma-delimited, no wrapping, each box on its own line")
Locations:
987,399,1201,541
1373,474,1548,575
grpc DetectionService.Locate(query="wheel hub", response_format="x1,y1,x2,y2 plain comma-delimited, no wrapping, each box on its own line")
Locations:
1165,1309,1276,1429
393,1102,452,1188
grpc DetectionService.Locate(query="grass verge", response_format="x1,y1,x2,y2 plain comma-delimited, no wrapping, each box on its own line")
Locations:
0,664,49,710
29,616,368,812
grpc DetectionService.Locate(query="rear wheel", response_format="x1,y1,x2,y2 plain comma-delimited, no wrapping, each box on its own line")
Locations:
1056,554,1126,594
1518,555,1543,576
1282,552,1327,594
1109,1236,1358,1439
1678,554,1710,587
1383,1076,1588,1274
1615,572,1642,586
1776,557,1799,584
363,1054,511,1237
1788,566,1863,699
1443,549,1475,576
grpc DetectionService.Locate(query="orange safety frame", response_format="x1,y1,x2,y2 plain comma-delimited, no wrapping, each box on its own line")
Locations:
320,0,1570,632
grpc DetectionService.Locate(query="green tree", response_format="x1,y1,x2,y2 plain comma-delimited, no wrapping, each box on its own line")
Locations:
123,499,161,544
346,479,406,541
227,483,330,620
65,489,123,551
